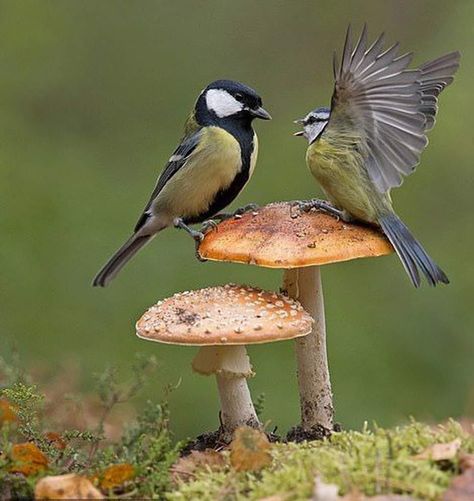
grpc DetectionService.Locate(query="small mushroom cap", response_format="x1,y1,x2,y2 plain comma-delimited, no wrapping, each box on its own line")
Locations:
198,201,393,268
136,284,313,346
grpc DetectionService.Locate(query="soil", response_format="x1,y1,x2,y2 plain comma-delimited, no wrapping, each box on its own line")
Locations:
182,428,281,456
286,422,341,443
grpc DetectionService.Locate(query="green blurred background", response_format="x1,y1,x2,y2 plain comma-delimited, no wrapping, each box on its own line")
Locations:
1,0,473,439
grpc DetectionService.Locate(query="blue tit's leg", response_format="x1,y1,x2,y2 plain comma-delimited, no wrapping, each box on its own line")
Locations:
294,199,353,222
173,218,207,261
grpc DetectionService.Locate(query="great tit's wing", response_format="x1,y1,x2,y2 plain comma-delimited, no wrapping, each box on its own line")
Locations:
134,129,203,232
327,25,460,193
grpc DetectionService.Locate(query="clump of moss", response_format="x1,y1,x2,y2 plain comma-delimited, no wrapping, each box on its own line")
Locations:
169,421,474,500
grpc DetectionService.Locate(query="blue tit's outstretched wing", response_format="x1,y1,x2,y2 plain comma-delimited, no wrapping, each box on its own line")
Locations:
418,52,460,131
134,129,203,232
327,25,460,193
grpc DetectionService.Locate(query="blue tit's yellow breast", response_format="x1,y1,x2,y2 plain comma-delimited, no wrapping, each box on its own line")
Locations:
155,126,242,219
306,137,382,222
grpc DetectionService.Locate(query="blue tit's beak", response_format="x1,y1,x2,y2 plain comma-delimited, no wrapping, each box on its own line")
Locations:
250,106,272,120
293,119,305,136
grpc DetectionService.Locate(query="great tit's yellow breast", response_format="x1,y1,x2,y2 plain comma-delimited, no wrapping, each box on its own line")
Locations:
249,132,258,178
155,126,242,218
306,137,381,222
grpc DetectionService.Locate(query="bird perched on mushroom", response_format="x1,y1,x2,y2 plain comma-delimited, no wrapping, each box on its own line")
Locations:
93,79,271,287
295,25,460,287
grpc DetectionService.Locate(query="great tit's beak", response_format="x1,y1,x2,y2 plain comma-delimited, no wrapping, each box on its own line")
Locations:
250,106,272,120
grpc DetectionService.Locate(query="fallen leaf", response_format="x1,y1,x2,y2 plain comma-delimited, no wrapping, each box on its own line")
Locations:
230,427,272,472
415,439,462,461
35,473,104,499
312,476,339,501
10,442,48,476
0,398,17,425
171,450,225,483
443,468,474,501
99,463,136,489
44,432,67,450
459,454,474,472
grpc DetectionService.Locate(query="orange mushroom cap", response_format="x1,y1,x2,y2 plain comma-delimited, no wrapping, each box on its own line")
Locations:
198,201,393,268
136,284,313,346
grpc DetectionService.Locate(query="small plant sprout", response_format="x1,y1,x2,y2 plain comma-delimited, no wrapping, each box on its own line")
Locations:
135,284,312,442
198,201,393,438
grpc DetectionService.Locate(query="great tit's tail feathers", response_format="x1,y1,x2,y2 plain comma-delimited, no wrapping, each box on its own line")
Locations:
379,213,449,287
93,234,153,287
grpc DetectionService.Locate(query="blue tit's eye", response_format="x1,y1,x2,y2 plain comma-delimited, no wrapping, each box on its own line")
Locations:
306,116,317,125
234,93,244,102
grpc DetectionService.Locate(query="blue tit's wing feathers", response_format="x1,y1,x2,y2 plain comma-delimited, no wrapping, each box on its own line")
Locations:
134,129,203,232
327,24,460,193
418,51,460,131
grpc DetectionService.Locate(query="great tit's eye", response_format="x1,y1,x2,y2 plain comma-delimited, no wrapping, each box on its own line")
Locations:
234,93,244,102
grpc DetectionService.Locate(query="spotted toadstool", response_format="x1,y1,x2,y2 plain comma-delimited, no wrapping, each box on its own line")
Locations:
136,283,313,441
198,201,393,438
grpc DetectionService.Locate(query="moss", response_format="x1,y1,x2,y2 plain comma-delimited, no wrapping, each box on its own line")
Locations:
169,420,474,500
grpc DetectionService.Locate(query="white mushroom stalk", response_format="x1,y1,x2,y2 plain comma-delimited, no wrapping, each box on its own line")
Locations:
192,345,259,439
283,267,333,432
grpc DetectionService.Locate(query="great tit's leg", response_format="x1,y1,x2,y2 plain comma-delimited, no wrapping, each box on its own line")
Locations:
173,218,208,262
211,203,260,223
233,203,259,215
173,218,204,242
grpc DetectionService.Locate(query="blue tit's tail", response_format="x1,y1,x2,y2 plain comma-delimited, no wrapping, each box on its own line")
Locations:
92,233,154,287
379,213,449,288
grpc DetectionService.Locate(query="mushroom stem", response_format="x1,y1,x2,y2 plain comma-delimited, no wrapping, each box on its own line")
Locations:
192,345,260,440
283,266,334,431
216,372,260,438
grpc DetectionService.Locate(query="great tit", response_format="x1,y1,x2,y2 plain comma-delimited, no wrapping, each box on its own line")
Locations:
295,25,460,287
93,79,271,287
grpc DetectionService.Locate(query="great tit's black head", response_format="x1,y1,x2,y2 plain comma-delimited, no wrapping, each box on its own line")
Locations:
196,80,271,125
294,107,330,144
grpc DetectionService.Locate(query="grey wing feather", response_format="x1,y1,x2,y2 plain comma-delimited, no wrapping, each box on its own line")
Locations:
419,51,460,130
134,129,202,232
329,25,460,193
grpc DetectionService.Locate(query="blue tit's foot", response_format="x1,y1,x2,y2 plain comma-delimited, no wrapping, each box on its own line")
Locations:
293,199,352,222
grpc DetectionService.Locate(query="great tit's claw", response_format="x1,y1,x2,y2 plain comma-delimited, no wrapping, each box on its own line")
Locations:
200,219,219,233
194,238,207,262
234,203,259,216
192,231,204,243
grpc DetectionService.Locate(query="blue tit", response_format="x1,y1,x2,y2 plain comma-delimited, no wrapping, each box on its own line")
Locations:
93,80,271,287
295,25,460,287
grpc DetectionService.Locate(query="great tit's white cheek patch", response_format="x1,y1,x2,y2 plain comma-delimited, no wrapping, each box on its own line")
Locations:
206,89,243,117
